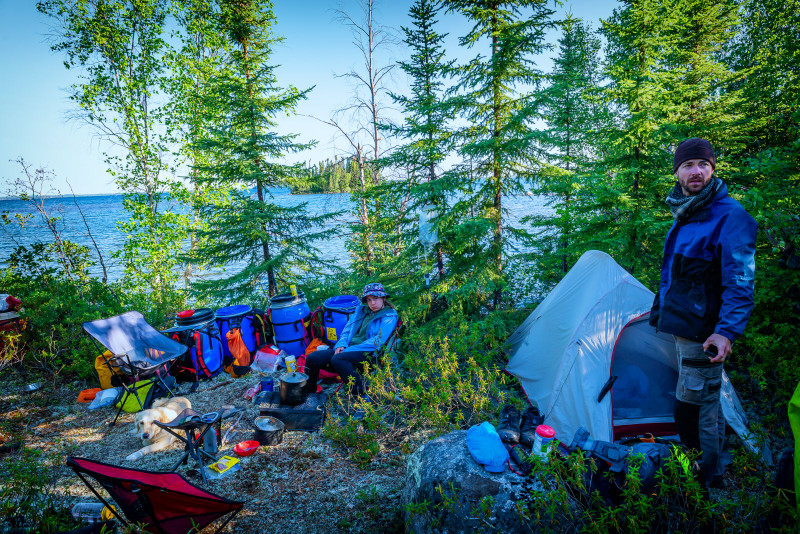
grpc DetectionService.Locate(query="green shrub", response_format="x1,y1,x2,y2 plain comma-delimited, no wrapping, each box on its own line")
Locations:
0,448,77,533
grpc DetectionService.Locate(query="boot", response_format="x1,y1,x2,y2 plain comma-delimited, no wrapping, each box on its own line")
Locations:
520,405,544,447
497,404,521,443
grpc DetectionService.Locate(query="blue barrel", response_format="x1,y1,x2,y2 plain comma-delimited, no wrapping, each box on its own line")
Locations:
269,292,311,356
163,319,223,380
322,295,360,344
216,305,257,358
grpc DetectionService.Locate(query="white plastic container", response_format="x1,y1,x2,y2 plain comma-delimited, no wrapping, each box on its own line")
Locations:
532,424,555,463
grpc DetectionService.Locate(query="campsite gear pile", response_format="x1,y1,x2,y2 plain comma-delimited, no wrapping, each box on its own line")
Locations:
71,287,403,531
568,426,683,501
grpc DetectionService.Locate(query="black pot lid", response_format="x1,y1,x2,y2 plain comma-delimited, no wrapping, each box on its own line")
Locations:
280,372,308,384
254,416,284,432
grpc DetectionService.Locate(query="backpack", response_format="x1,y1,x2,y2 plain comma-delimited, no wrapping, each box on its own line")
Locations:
252,308,274,349
571,428,682,503
165,322,223,387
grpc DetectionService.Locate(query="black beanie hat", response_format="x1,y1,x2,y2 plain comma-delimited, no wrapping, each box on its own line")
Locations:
673,137,716,172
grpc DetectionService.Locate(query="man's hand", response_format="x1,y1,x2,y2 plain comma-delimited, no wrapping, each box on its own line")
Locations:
334,347,344,354
703,333,732,363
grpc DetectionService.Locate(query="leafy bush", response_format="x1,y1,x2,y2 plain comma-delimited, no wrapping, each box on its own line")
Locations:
1,244,185,381
0,448,77,533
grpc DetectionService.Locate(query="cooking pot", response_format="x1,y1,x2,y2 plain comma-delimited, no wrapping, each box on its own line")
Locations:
253,416,284,446
279,372,309,406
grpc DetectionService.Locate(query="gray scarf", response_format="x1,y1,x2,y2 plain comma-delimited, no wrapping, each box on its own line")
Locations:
665,176,722,222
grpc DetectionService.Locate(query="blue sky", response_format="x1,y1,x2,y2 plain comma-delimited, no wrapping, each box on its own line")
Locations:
0,0,617,196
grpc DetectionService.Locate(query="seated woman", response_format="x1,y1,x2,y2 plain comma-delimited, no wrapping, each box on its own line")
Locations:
304,283,399,396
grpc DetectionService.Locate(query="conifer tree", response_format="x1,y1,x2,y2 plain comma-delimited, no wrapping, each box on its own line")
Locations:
578,0,742,289
381,0,453,287
528,14,604,284
443,0,555,308
725,0,800,389
188,0,335,301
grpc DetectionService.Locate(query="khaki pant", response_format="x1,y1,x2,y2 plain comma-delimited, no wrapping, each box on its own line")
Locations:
674,336,725,485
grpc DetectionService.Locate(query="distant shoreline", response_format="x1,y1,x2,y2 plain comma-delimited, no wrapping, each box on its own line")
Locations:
0,193,122,201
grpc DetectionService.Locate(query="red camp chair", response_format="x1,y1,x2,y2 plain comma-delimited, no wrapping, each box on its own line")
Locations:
67,457,243,534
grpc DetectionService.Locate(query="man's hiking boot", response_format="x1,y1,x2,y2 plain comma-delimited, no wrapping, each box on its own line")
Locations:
520,405,544,447
497,405,521,443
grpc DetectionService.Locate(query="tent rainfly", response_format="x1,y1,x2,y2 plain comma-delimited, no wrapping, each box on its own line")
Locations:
505,250,761,455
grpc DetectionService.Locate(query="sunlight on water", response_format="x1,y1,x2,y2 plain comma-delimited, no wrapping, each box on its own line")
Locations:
0,187,553,289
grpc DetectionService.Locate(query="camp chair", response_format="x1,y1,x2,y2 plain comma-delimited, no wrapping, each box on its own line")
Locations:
316,316,404,393
154,406,241,485
83,311,186,426
67,457,243,534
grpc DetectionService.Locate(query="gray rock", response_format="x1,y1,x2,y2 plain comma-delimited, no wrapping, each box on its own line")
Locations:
402,430,545,533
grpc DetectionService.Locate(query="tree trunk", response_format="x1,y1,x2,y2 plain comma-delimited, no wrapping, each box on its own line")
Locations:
491,5,503,309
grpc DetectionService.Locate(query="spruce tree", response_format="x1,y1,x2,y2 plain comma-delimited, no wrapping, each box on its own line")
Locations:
443,0,555,309
577,0,742,289
379,0,454,295
528,14,604,285
725,0,800,391
189,0,336,301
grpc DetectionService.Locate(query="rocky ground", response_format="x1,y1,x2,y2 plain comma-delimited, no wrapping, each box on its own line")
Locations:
0,371,409,533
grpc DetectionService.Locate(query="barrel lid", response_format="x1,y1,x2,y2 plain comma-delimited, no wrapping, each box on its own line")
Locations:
323,295,360,311
280,371,308,384
536,425,555,439
215,304,253,319
176,307,216,327
269,292,307,310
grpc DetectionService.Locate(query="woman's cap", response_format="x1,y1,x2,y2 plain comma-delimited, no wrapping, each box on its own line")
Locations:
361,282,389,302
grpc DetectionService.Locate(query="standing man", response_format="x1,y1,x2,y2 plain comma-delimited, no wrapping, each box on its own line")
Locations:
650,137,757,488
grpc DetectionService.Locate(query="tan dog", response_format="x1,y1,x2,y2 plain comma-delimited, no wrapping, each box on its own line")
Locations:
125,396,191,462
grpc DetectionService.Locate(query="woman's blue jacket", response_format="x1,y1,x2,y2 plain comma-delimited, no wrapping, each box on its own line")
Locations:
334,304,399,353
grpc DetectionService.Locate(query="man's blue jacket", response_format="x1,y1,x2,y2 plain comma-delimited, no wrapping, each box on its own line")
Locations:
650,182,757,343
334,304,399,353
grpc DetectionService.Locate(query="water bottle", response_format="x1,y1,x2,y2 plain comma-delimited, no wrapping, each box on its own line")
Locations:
203,425,218,455
243,382,261,401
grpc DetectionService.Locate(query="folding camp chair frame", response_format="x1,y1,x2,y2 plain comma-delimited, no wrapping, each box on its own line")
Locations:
67,457,242,534
94,346,177,426
153,408,242,485
321,316,404,394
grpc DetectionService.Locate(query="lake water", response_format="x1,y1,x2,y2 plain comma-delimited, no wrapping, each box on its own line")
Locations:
0,187,552,284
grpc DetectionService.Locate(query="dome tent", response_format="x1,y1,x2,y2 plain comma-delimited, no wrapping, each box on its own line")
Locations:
505,250,760,454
